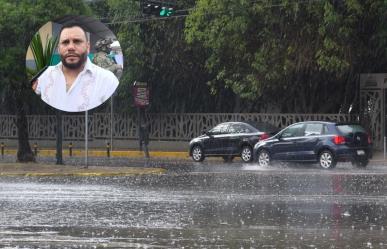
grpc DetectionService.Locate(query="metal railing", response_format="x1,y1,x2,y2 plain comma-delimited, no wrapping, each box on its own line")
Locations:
0,113,356,141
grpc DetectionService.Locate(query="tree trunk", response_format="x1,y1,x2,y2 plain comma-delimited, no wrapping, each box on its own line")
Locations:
56,110,63,165
15,92,35,162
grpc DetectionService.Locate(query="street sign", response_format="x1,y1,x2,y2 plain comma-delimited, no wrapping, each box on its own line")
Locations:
133,81,150,107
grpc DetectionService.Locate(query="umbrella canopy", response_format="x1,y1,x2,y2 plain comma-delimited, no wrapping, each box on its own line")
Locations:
53,15,115,40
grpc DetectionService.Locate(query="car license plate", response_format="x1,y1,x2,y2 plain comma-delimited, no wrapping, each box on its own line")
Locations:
357,150,365,155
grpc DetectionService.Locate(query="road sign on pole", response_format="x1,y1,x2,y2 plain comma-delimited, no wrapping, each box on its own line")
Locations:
133,81,150,108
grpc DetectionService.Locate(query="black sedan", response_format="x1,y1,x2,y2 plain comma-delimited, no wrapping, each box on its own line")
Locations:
254,121,372,169
189,122,271,163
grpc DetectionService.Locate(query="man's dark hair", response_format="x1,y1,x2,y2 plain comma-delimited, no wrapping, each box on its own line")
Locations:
58,22,88,41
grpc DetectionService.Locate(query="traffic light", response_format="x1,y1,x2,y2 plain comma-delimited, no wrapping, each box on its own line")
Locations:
159,7,174,17
141,0,175,17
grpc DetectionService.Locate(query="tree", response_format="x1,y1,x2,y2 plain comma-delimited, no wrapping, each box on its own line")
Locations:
100,0,241,113
0,0,91,162
185,0,387,113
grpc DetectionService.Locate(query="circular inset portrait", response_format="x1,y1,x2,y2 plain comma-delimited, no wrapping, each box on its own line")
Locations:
26,15,123,112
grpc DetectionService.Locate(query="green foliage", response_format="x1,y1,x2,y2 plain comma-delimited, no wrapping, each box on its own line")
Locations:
3,0,387,116
0,0,91,108
97,0,145,113
101,0,236,113
0,0,91,161
185,0,387,113
28,32,58,78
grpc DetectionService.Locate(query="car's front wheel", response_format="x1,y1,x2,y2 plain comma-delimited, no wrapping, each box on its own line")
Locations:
191,145,205,162
319,150,336,169
241,146,253,163
257,149,271,166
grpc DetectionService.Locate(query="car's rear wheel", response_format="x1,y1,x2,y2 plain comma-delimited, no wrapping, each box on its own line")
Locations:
352,158,369,168
222,155,234,163
241,146,253,163
257,149,271,166
191,145,205,162
319,150,336,169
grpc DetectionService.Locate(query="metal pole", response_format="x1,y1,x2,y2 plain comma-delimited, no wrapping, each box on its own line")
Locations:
384,88,386,162
138,108,142,152
34,142,38,156
384,136,386,162
1,142,4,159
56,110,63,165
107,142,110,157
85,111,88,168
69,142,73,157
110,96,113,152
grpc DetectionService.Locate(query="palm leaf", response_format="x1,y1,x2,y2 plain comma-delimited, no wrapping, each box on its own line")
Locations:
29,32,58,74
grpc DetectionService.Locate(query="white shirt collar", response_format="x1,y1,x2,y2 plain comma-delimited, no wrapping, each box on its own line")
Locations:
54,57,95,76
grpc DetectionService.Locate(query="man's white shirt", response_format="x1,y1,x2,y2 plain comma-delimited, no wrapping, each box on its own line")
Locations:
35,58,119,112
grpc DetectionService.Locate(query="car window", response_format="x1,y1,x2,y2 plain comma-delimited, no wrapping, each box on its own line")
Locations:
336,124,366,135
210,123,229,134
244,123,259,132
230,123,254,134
228,124,243,134
281,124,304,138
304,123,324,136
227,124,236,134
323,125,329,134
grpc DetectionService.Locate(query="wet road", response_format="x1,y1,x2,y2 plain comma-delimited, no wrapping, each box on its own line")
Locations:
1,162,387,248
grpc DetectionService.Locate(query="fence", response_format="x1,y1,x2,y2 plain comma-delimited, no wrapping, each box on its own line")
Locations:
0,113,356,141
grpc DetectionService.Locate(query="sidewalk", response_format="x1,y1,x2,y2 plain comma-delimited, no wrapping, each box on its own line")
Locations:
2,148,385,163
0,148,189,159
0,162,166,177
369,150,387,165
0,149,386,177
0,148,187,177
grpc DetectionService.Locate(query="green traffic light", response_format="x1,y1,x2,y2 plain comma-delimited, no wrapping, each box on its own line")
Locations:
167,10,174,16
160,8,167,16
159,8,174,17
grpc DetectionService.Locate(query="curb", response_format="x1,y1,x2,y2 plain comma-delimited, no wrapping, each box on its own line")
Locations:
0,170,167,177
0,163,167,177
1,149,189,159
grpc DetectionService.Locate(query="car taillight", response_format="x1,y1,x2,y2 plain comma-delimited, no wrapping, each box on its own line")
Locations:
368,134,372,144
333,135,346,145
260,133,269,140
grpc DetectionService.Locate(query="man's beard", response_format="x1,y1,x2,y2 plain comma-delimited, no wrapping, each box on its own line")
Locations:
61,52,88,70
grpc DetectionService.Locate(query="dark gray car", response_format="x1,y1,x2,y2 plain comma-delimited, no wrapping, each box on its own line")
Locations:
254,121,372,169
189,122,270,163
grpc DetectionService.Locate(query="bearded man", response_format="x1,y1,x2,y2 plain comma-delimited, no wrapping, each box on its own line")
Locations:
33,22,119,112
